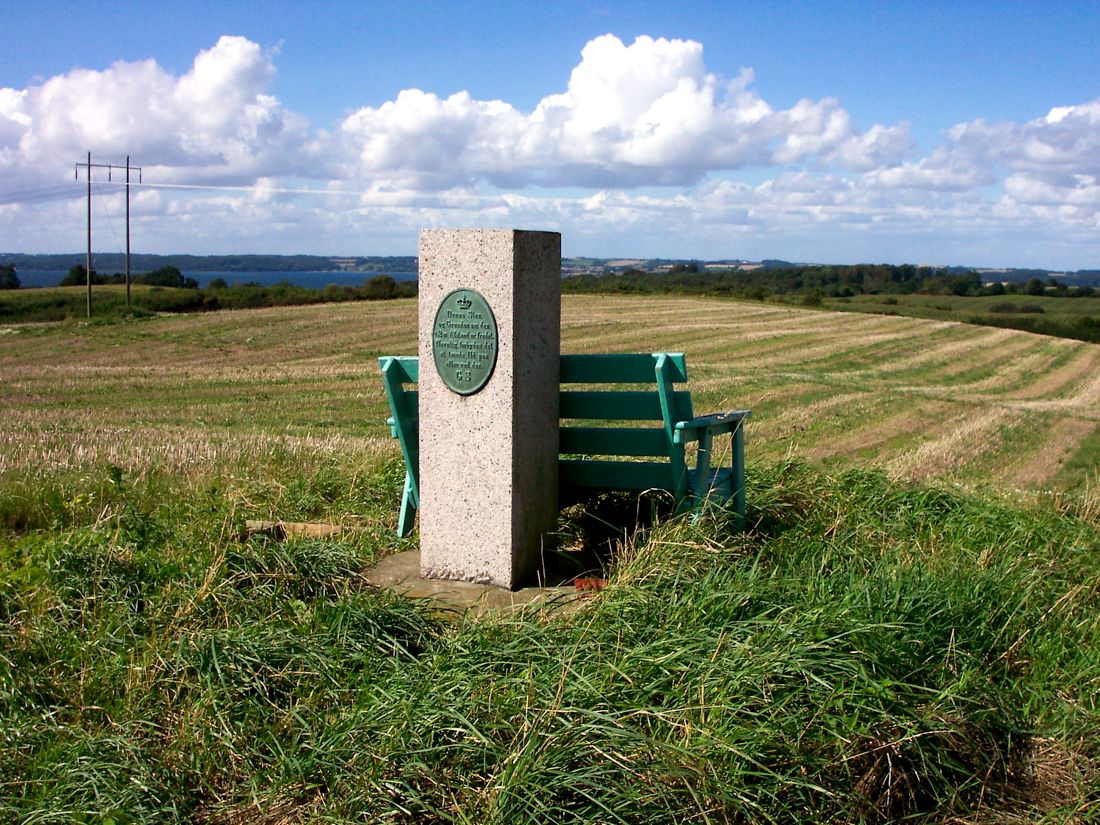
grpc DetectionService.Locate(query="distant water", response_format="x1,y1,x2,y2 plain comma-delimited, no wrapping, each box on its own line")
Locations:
15,270,416,289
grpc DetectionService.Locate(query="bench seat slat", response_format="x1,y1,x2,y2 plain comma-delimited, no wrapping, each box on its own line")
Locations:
560,390,692,421
560,426,668,457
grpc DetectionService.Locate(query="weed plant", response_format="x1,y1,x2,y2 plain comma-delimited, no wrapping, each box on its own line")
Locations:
1,458,1097,822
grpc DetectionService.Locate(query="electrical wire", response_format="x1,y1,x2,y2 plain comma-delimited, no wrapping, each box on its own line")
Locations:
0,182,83,206
93,180,124,262
0,170,1005,222
99,179,367,197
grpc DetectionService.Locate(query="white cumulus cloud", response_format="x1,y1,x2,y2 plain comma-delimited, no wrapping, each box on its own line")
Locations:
3,33,1100,267
0,35,309,189
337,34,913,189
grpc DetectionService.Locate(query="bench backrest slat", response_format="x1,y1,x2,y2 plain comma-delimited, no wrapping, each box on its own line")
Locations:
560,352,688,383
560,390,692,421
560,426,670,457
380,352,703,504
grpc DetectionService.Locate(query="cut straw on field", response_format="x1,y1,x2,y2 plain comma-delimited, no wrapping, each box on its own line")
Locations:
2,294,1097,502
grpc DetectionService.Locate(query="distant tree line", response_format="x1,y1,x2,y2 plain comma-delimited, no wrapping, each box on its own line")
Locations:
202,274,414,305
0,272,415,323
1,252,418,273
59,264,200,289
562,263,1097,301
991,268,1100,288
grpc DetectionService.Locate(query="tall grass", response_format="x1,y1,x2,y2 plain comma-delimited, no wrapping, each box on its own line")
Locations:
2,459,1096,822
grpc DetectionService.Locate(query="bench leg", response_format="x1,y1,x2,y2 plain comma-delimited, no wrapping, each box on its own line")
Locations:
695,429,714,510
397,471,417,537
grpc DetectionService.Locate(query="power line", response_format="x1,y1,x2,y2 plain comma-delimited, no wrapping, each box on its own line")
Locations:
0,182,83,206
95,177,986,219
74,153,142,315
94,179,123,263
99,179,366,197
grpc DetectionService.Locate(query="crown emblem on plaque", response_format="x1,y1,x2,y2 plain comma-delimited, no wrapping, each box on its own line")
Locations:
456,296,472,309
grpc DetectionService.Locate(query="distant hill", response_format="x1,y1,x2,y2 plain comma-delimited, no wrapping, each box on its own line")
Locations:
974,268,1100,287
0,252,418,273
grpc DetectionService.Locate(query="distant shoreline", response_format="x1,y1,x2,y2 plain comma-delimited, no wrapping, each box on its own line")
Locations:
14,270,417,290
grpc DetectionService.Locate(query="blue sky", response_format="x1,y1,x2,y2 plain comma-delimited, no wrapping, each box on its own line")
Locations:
2,1,1099,268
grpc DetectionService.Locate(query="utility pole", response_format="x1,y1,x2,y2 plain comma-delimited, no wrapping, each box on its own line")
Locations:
84,152,91,317
125,156,133,307
74,154,143,316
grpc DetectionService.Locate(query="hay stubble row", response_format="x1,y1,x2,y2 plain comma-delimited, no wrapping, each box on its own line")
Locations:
1,295,1096,496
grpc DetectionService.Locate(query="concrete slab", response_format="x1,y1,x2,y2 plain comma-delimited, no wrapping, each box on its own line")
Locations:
366,549,583,617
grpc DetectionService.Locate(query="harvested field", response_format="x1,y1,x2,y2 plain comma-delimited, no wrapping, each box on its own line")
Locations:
1,294,1096,497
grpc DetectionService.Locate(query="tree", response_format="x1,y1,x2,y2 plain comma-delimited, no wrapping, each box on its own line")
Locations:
363,274,397,299
60,264,97,286
1024,277,1045,296
138,265,198,289
0,264,18,290
949,272,982,296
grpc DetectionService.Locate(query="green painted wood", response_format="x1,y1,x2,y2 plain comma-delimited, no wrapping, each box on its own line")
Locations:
559,459,683,492
382,356,419,384
560,353,687,383
559,426,668,457
378,352,749,536
674,411,750,444
378,356,421,537
654,353,690,502
397,472,417,537
560,390,692,421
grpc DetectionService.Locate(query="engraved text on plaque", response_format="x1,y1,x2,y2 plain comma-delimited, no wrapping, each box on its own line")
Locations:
431,288,498,395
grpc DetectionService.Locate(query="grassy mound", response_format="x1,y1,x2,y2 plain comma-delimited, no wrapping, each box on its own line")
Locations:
1,460,1097,822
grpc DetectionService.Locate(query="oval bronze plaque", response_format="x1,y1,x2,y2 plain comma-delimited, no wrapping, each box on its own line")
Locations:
431,288,498,395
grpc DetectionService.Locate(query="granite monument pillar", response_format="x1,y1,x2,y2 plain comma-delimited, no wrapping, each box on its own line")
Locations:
418,228,561,589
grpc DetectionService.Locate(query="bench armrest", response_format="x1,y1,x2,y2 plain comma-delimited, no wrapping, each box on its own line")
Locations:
673,410,750,444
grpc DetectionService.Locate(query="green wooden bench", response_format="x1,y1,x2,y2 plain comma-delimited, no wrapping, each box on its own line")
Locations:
378,352,749,538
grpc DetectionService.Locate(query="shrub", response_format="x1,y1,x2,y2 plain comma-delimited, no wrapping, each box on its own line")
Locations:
0,264,18,290
363,274,398,299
